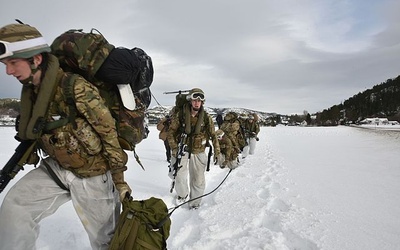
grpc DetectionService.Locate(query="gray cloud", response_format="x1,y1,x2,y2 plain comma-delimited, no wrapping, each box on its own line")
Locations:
1,0,399,114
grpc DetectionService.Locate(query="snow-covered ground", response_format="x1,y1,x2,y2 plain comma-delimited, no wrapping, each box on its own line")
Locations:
0,125,399,250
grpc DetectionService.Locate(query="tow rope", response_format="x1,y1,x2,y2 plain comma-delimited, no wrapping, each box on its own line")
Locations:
155,168,233,228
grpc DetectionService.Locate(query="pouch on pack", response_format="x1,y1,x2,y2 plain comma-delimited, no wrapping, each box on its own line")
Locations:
109,196,171,250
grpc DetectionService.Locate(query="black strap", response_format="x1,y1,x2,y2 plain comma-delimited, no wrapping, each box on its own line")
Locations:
206,145,212,172
42,160,69,191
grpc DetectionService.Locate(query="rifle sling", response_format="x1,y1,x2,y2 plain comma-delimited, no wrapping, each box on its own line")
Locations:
42,160,69,191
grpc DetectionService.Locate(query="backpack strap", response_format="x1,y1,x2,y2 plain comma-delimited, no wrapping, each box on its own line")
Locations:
44,74,79,132
62,74,79,129
42,160,69,191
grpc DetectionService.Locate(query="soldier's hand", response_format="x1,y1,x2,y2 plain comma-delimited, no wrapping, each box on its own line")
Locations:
112,171,132,201
116,183,132,201
213,154,218,165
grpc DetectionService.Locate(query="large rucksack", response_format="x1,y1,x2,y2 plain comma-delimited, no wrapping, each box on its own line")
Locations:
109,197,172,250
50,28,153,151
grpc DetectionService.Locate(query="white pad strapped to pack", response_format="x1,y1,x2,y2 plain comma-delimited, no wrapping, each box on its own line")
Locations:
117,84,136,111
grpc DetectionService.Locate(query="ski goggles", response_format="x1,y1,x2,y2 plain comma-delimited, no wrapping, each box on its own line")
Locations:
188,92,205,101
0,41,13,59
0,37,49,60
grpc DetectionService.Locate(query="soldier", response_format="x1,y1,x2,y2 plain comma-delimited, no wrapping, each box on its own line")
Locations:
242,113,260,158
0,23,130,249
220,111,245,160
157,114,172,162
216,112,223,129
215,129,239,169
167,88,221,209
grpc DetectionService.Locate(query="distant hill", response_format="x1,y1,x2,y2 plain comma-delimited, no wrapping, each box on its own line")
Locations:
146,105,276,126
2,74,399,127
0,98,276,126
315,75,400,125
0,98,19,117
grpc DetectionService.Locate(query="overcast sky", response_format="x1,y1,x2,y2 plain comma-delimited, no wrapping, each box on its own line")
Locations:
1,0,399,115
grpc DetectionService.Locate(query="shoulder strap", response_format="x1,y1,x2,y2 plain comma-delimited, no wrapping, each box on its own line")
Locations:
42,160,69,191
43,74,79,132
63,74,79,129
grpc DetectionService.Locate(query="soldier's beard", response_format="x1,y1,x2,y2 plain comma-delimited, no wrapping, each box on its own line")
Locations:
192,107,200,112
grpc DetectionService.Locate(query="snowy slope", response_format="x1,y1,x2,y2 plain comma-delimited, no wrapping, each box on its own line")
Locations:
0,125,399,250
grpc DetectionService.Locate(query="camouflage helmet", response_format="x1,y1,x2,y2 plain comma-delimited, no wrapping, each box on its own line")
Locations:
186,87,205,102
0,24,51,60
224,111,237,121
252,113,259,122
215,129,225,139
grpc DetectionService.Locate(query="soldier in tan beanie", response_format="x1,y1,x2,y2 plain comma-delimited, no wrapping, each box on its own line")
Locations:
0,22,130,249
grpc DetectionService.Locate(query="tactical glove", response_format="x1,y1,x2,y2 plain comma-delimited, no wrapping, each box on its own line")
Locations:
112,171,132,201
171,148,178,157
213,154,218,165
213,153,223,165
116,183,132,201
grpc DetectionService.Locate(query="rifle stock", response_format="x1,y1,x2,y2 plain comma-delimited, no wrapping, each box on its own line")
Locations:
0,140,36,193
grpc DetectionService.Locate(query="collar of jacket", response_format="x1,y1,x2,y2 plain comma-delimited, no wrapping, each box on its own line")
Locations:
18,54,63,140
184,104,205,135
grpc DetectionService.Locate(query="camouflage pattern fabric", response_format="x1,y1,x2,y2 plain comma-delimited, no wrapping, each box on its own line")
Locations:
216,130,235,162
168,106,220,156
51,29,147,150
50,29,114,85
39,61,126,177
243,118,260,138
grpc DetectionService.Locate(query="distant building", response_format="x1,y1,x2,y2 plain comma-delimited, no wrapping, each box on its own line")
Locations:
0,115,16,126
359,117,398,125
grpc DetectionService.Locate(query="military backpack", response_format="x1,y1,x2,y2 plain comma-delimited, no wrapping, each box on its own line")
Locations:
109,197,172,250
50,28,153,151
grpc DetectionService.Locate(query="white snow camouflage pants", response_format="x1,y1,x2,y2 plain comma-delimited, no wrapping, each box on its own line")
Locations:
170,152,207,207
242,137,257,158
0,157,120,250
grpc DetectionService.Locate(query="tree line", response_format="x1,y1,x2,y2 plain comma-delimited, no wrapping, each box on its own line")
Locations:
313,75,400,126
1,75,400,126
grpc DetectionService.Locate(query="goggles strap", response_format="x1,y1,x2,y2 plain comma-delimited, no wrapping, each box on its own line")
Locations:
1,37,48,54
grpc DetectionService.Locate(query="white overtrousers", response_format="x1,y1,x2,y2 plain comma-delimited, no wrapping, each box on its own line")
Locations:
0,157,120,250
242,137,257,158
171,152,207,207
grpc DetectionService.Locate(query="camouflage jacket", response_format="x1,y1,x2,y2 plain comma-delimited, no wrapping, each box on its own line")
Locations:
28,55,126,177
220,120,241,148
167,105,220,155
218,134,234,160
243,120,260,138
156,117,170,141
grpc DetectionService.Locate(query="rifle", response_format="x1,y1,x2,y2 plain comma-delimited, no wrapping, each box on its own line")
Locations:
170,133,187,193
163,90,190,95
245,129,259,141
0,140,36,193
206,143,212,172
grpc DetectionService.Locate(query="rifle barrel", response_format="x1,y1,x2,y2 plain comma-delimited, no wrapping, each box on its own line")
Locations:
163,90,191,95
